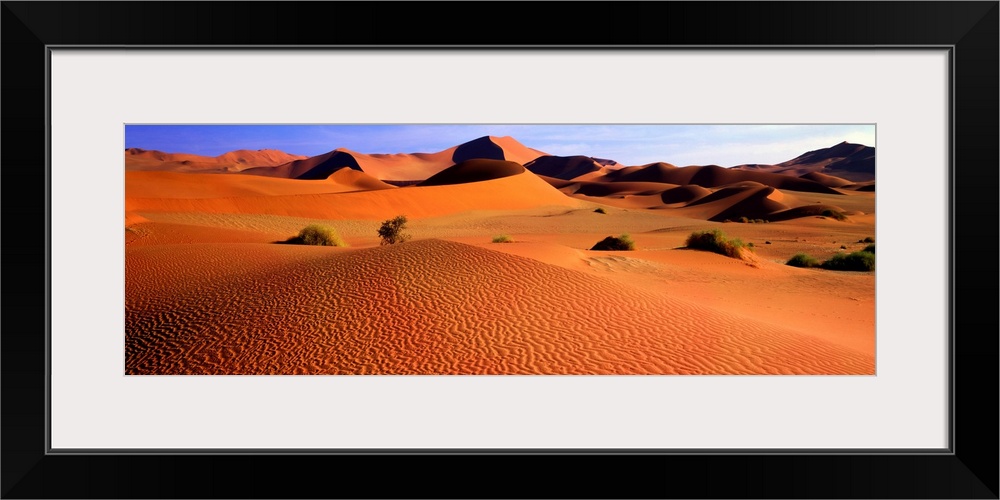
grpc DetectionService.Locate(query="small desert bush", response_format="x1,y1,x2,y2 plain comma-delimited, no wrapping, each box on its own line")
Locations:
820,209,848,221
492,234,514,243
288,224,347,247
378,215,411,245
860,236,875,243
594,207,607,214
862,243,875,254
821,251,875,272
786,253,820,268
685,229,747,259
591,233,635,251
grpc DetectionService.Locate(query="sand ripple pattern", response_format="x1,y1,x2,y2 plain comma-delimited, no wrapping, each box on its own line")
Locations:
126,240,874,375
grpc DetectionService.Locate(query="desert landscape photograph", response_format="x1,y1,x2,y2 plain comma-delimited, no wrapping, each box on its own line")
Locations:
124,124,876,375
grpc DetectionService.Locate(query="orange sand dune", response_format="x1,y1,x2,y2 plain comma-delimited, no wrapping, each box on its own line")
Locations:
126,239,874,375
419,159,525,186
237,135,550,182
679,183,788,221
475,237,874,354
614,163,842,194
660,184,713,205
126,170,581,220
524,155,612,180
125,148,307,172
240,150,365,180
767,203,853,222
544,179,681,198
542,173,851,223
125,170,392,200
799,171,854,188
841,181,876,192
325,167,396,191
731,142,875,182
240,147,451,181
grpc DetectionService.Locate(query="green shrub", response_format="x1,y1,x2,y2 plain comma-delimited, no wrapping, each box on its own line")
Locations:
786,253,820,268
685,229,747,259
860,236,875,243
288,224,347,247
821,251,875,272
378,215,411,245
862,243,875,254
591,233,635,251
594,207,607,214
820,209,848,221
492,234,514,243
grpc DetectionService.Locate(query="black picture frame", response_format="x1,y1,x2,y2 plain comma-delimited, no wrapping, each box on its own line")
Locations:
3,2,997,498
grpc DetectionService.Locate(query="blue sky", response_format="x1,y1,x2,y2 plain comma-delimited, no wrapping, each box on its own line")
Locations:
125,124,875,167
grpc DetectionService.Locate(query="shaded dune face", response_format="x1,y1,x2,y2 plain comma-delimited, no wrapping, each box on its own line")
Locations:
243,150,364,180
731,142,876,182
688,185,788,222
418,159,525,186
294,151,364,180
523,155,606,180
660,185,712,205
782,141,874,171
617,164,841,195
125,240,874,375
573,181,677,197
452,136,506,163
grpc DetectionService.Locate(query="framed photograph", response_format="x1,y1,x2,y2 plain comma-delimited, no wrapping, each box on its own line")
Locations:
3,2,996,498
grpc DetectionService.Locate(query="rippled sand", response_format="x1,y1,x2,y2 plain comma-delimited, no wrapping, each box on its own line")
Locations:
126,239,873,375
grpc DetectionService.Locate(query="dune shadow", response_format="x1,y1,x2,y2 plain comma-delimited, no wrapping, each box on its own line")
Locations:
453,136,505,163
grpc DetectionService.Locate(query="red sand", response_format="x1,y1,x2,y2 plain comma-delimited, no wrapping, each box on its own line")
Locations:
124,140,876,375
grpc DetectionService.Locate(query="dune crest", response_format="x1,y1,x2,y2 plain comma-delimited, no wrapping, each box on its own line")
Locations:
125,148,307,172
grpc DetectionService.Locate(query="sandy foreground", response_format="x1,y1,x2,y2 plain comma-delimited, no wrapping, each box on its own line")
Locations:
125,170,875,375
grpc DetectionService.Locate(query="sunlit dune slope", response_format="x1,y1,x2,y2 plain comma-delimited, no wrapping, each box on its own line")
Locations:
126,239,874,375
126,170,580,220
125,170,393,199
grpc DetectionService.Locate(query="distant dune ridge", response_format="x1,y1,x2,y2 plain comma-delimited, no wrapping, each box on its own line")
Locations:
732,141,875,182
125,148,307,172
126,136,873,223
